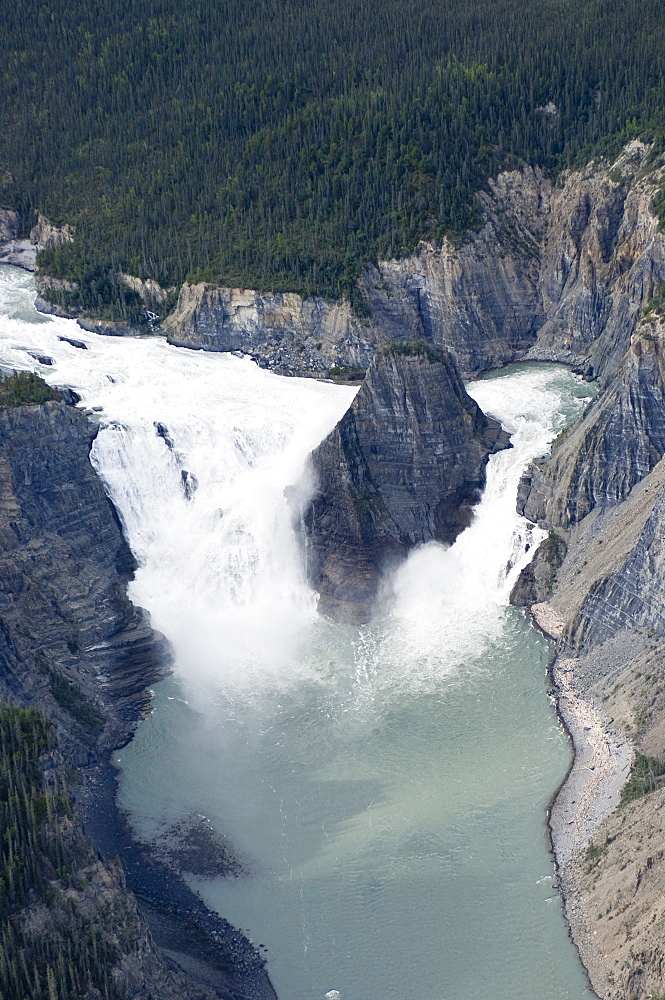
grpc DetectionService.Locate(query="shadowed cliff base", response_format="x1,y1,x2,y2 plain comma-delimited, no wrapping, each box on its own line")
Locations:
295,344,510,623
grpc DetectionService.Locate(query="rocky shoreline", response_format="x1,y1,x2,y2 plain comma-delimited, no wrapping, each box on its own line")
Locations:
528,599,645,999
547,656,632,999
77,756,276,1000
5,135,665,996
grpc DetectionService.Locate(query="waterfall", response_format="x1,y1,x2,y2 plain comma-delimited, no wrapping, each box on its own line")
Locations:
0,264,595,1000
384,365,581,676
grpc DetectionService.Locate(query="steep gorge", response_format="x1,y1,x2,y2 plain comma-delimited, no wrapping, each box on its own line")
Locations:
5,137,665,998
281,138,665,998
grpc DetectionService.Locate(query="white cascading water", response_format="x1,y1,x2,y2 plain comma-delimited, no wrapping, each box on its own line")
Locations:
0,264,595,1000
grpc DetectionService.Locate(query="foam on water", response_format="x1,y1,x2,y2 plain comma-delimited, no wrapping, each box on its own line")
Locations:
379,364,589,681
0,265,357,693
0,265,591,704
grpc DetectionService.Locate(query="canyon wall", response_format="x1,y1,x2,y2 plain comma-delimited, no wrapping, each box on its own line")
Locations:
8,136,665,999
161,141,665,381
0,396,169,757
512,308,665,997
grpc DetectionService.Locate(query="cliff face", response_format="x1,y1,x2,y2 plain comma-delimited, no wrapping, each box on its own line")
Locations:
162,142,665,379
0,398,169,760
160,171,549,377
518,317,665,528
0,208,19,242
511,453,665,999
1,212,73,273
23,142,665,382
29,212,74,250
0,393,240,999
510,315,665,998
162,284,376,374
523,142,665,380
0,208,35,270
298,348,509,622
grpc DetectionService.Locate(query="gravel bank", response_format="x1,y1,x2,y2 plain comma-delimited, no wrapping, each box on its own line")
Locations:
547,652,632,998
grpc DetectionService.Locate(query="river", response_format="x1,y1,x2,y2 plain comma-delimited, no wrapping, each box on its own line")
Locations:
0,263,594,1000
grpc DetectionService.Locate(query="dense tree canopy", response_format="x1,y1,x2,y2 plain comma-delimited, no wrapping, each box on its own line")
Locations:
2,0,665,307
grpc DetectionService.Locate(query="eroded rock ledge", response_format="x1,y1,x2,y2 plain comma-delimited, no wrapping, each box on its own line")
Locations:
297,346,509,622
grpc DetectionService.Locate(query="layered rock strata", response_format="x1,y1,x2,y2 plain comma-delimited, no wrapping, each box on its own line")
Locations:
0,397,169,759
20,142,665,380
511,317,665,998
162,141,665,379
298,347,509,622
518,319,665,529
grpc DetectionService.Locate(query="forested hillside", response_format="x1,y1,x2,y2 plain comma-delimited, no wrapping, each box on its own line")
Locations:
2,0,665,309
0,705,125,1000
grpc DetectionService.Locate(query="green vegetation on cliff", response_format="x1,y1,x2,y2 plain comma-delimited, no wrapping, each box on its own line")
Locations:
2,0,665,306
641,283,665,320
620,751,665,805
0,704,125,1000
0,372,60,409
381,341,443,363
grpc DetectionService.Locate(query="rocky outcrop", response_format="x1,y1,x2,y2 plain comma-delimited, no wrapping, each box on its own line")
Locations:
0,208,19,241
33,270,171,333
114,272,174,307
298,346,509,621
0,207,35,270
162,142,665,379
33,273,81,317
159,167,550,376
30,212,74,250
516,455,665,651
11,824,224,1000
1,212,76,272
18,141,665,375
161,283,376,375
508,530,567,606
524,141,665,380
518,316,665,529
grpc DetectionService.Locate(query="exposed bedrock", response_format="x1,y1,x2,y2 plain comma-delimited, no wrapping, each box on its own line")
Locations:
510,314,665,996
296,348,509,622
517,456,665,652
511,452,665,999
0,396,170,761
518,316,665,529
512,318,665,657
162,141,665,380
0,211,73,273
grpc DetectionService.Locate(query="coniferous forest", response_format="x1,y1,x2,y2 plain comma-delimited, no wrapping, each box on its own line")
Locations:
0,705,125,1000
2,0,665,304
